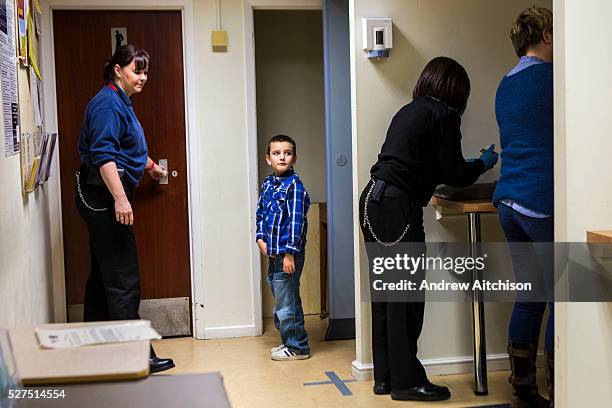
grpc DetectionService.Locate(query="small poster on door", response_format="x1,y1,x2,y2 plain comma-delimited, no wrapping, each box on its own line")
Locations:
111,27,127,56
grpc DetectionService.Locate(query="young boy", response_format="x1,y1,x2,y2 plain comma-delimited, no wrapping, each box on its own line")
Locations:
256,134,311,360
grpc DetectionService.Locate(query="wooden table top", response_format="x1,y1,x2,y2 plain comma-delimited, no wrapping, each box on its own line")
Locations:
586,230,612,243
431,196,497,214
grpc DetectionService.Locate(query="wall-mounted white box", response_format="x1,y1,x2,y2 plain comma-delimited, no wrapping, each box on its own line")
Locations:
362,17,392,59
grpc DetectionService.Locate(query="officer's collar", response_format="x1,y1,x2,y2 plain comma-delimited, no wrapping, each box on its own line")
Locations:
107,81,133,107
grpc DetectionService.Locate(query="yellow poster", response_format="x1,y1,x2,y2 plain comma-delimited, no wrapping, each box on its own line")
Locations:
27,10,41,79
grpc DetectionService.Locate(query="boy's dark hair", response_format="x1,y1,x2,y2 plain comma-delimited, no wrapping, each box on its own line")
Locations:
412,56,471,116
267,134,297,155
510,7,553,57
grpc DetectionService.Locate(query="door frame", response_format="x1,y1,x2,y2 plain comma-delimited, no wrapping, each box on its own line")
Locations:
41,0,205,337
242,0,323,330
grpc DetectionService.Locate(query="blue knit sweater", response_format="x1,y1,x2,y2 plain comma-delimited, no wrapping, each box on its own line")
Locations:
79,84,148,188
492,63,553,215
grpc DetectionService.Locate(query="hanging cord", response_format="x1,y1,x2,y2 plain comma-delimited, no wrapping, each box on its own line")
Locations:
75,171,108,212
362,179,410,247
216,0,221,30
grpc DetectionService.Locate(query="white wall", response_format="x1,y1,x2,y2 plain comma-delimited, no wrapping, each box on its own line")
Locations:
191,0,262,337
0,40,65,326
350,0,552,377
254,10,326,203
554,0,612,406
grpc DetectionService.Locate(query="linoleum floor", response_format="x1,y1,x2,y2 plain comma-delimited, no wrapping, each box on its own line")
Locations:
152,316,547,408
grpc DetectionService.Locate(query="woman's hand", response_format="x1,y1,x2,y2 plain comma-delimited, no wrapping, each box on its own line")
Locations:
115,194,134,225
147,162,167,180
99,162,132,224
257,239,267,256
283,254,296,274
478,144,499,171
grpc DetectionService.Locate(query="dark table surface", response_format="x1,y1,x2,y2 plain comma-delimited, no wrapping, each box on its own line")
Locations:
14,373,231,408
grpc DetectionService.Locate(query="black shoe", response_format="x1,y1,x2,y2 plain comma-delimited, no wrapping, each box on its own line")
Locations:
373,381,391,395
391,381,451,402
149,355,175,373
149,346,175,374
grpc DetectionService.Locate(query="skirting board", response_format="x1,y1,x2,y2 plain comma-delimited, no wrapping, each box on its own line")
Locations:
351,353,545,381
202,324,260,339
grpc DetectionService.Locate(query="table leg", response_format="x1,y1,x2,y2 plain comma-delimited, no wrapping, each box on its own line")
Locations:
468,212,488,395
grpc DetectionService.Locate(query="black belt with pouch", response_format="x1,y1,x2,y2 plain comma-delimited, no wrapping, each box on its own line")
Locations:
83,164,125,187
369,178,386,203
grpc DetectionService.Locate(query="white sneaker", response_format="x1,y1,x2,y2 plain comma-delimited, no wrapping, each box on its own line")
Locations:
271,346,310,361
270,344,285,353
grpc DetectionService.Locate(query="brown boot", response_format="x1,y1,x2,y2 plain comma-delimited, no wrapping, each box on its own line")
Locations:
508,342,549,408
545,349,554,407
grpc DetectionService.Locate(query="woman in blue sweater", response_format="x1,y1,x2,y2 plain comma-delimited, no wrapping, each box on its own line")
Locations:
493,7,554,407
76,45,174,373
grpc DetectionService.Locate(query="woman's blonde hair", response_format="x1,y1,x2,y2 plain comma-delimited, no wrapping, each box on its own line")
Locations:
510,7,553,57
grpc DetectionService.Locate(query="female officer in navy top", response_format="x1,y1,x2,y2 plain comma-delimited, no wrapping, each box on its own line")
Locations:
359,57,499,402
76,44,174,373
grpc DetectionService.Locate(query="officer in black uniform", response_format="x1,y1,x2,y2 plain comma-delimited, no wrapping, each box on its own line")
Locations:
359,56,499,402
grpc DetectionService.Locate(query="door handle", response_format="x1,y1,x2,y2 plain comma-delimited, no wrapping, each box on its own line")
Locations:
158,158,169,184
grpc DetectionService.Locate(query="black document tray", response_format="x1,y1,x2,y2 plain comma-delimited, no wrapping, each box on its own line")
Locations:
434,182,497,201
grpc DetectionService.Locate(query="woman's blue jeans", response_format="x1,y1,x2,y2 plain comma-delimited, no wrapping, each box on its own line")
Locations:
267,253,310,355
498,204,554,353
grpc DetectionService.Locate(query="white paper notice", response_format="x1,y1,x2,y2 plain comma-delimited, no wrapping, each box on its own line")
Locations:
1,0,19,156
30,66,41,126
35,321,162,349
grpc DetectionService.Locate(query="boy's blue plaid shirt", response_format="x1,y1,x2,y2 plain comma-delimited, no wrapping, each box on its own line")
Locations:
256,169,310,256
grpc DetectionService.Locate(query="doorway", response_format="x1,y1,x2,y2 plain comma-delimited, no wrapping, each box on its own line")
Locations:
53,10,192,336
253,9,328,322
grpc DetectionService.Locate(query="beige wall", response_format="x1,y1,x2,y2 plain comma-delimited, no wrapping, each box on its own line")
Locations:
254,10,326,203
554,0,612,406
0,40,65,326
350,0,552,375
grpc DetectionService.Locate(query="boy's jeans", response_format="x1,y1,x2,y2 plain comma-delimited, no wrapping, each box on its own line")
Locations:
267,253,310,355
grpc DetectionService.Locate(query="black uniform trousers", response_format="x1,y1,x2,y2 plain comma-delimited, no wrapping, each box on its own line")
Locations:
75,165,141,322
359,178,428,390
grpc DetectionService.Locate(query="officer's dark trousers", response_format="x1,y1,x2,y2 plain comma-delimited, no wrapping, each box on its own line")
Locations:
359,179,428,390
75,168,141,322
